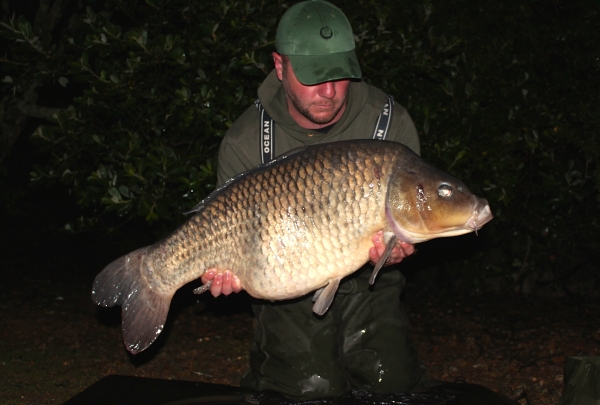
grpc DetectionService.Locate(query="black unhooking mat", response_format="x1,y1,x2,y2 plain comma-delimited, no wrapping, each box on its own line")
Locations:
62,376,518,405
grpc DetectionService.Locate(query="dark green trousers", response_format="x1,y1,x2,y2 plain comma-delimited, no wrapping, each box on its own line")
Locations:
240,267,427,400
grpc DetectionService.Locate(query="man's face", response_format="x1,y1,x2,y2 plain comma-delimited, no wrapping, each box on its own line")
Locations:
274,53,351,129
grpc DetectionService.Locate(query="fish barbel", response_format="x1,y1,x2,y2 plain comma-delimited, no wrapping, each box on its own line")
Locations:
92,140,492,353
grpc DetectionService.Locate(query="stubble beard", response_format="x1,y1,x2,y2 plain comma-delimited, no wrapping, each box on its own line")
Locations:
281,64,345,126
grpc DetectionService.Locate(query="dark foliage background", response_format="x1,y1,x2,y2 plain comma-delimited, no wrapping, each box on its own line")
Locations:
1,0,598,296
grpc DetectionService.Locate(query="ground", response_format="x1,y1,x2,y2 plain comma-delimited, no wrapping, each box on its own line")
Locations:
2,245,599,405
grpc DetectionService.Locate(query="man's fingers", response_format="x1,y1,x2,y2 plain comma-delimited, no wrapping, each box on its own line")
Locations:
210,273,223,297
369,231,416,266
368,246,379,264
230,272,242,293
221,271,233,295
388,245,405,263
388,241,416,264
201,269,216,284
399,241,415,256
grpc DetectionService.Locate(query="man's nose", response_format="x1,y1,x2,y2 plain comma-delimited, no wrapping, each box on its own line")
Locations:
317,81,335,99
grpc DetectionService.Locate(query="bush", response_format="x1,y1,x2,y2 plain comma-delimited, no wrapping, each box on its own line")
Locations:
1,0,598,294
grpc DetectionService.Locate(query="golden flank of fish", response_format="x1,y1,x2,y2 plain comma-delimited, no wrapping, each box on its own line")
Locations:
92,140,493,354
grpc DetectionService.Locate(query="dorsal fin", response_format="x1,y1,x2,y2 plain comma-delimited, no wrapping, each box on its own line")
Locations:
185,145,310,214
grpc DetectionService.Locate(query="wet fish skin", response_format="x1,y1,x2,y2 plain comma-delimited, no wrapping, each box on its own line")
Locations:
92,140,492,354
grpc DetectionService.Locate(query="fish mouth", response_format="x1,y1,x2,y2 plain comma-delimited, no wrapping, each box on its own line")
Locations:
385,198,494,244
466,200,493,233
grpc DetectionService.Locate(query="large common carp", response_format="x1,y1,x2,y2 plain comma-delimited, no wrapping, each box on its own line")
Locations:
92,140,492,354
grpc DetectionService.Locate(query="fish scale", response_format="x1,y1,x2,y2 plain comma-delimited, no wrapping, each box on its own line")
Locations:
92,139,493,354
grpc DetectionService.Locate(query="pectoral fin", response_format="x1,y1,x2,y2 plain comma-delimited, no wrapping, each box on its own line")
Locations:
312,277,341,316
369,233,398,285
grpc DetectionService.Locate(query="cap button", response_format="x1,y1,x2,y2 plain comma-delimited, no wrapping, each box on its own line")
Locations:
320,27,333,39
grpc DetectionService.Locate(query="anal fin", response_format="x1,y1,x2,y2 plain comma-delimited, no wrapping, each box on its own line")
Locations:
312,286,323,302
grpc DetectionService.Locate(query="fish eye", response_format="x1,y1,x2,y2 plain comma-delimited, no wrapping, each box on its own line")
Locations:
438,184,453,197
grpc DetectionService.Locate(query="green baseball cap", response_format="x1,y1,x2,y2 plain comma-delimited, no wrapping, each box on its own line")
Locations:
275,0,362,85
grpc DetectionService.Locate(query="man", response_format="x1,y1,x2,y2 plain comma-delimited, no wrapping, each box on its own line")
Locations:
201,0,427,399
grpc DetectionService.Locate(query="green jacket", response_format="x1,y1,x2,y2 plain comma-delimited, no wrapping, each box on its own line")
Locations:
217,70,420,185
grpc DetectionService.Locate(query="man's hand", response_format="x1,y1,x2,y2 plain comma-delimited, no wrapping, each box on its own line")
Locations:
369,231,415,266
200,269,242,297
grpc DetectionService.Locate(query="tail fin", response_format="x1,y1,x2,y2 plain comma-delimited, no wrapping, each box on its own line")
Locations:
92,246,173,354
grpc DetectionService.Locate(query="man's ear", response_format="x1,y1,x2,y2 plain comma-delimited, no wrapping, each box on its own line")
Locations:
273,52,284,81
